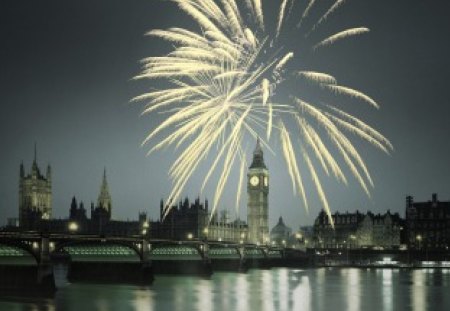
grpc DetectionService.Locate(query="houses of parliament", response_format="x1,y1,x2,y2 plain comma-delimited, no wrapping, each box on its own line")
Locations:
14,140,271,245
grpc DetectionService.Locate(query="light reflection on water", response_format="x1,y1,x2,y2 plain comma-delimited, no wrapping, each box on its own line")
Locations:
347,268,360,311
382,269,393,311
412,269,426,311
1,268,450,310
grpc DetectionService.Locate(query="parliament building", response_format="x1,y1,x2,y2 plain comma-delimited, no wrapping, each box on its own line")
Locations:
152,139,270,244
16,140,271,244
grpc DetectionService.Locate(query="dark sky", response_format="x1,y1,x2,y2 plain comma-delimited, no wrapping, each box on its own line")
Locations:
1,0,450,230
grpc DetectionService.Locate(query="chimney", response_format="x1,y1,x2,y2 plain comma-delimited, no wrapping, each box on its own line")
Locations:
432,193,438,203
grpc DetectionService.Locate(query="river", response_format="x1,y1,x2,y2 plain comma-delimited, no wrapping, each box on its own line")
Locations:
0,266,449,310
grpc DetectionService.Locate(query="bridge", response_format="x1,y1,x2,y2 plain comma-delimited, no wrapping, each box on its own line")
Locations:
0,232,296,291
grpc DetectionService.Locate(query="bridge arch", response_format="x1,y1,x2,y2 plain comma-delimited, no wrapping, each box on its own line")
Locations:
0,240,40,264
53,240,143,262
149,242,204,260
208,244,242,259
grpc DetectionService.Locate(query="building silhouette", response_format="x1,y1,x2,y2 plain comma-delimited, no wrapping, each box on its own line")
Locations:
18,167,146,236
406,193,450,250
152,139,267,244
19,145,52,226
270,217,292,246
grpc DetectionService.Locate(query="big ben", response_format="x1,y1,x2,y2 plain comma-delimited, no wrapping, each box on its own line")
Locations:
247,138,269,245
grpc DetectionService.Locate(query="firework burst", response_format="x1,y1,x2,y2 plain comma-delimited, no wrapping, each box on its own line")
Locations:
134,0,392,227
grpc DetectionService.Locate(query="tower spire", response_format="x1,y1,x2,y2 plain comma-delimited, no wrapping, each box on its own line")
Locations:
250,137,266,169
97,167,112,214
34,143,37,163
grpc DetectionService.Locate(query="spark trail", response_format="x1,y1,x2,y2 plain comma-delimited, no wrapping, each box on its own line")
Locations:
134,0,392,228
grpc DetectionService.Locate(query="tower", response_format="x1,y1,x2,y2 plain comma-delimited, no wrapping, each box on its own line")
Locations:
247,138,269,244
97,168,112,217
19,145,52,226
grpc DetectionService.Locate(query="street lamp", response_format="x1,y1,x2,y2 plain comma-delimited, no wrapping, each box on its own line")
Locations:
203,227,209,240
350,235,356,249
68,222,78,233
343,239,349,264
187,233,193,240
416,234,422,249
295,232,303,248
240,232,246,243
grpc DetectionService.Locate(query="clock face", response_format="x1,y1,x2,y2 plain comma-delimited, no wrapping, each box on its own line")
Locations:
250,176,259,186
264,176,268,186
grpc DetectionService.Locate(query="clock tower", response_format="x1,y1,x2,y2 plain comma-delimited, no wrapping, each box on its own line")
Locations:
247,138,269,245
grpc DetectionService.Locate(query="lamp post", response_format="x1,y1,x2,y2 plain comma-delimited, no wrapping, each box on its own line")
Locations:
416,234,422,262
203,227,209,242
141,220,149,236
295,232,303,249
240,232,246,245
350,235,357,248
343,240,349,264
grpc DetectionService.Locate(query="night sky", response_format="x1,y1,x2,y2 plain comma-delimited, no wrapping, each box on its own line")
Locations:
1,0,449,230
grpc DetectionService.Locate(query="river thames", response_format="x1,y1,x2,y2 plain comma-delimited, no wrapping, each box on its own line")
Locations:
0,267,449,310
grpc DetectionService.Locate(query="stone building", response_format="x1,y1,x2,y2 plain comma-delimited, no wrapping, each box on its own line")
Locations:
313,210,402,249
19,146,52,226
405,194,450,250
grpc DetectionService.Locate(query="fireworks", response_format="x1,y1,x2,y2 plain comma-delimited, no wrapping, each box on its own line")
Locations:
134,0,392,227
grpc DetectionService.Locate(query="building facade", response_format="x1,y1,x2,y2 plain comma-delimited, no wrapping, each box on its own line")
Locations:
313,210,402,249
19,146,52,226
405,194,450,250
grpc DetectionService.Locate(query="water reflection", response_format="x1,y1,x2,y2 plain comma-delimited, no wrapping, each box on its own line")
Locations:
235,273,249,311
196,280,212,311
277,269,289,311
132,289,154,311
347,269,360,311
292,275,311,311
412,270,426,311
382,270,393,311
2,268,450,310
261,270,274,311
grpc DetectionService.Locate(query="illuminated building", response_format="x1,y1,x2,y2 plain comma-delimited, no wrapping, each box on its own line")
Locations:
247,138,269,245
19,145,52,226
313,210,402,249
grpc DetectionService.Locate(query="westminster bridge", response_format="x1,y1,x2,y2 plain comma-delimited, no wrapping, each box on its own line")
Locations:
0,232,303,291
